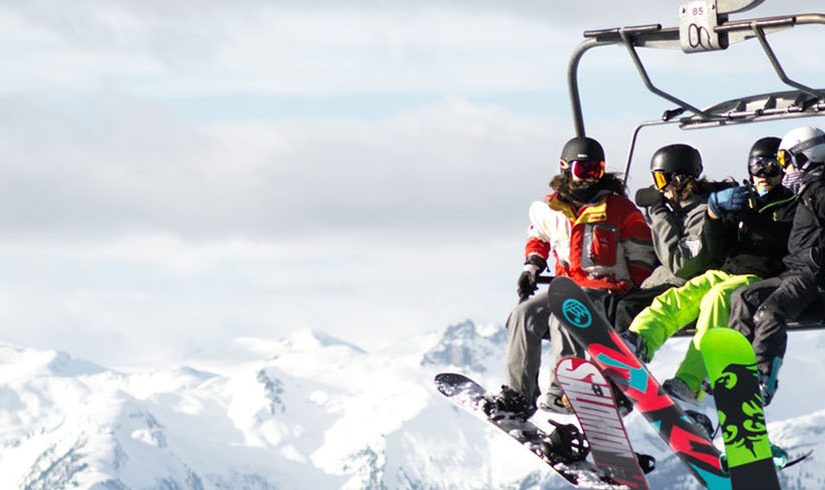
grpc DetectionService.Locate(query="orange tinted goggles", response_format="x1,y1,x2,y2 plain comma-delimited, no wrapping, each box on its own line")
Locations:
652,170,670,190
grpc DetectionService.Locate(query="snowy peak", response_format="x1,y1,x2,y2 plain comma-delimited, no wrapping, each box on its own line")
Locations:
0,342,106,382
420,319,506,373
236,329,368,359
46,352,107,378
2,326,825,489
278,329,365,353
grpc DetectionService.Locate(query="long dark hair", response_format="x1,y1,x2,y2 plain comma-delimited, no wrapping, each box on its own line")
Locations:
549,172,627,199
670,176,735,202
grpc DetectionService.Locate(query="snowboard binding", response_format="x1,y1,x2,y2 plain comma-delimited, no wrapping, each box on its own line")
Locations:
685,409,716,439
545,419,590,465
636,452,656,475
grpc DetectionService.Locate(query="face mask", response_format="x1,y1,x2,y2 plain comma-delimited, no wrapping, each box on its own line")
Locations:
782,170,804,195
567,180,599,203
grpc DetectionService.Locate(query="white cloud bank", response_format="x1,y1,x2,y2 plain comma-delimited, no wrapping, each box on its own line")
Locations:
0,1,821,365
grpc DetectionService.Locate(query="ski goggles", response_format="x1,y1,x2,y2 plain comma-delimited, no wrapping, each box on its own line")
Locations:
568,159,606,180
777,134,825,169
748,156,782,178
652,170,672,190
777,148,807,169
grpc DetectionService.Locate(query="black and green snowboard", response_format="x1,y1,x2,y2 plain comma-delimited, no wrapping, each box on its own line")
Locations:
699,328,779,490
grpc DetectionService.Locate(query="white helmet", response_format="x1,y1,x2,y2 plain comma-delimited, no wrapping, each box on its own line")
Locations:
778,126,825,171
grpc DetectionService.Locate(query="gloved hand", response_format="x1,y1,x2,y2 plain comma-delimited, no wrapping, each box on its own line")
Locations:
517,255,547,300
707,186,747,217
634,186,664,208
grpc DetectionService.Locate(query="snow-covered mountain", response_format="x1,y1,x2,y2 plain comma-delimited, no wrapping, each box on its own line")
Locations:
1,320,824,489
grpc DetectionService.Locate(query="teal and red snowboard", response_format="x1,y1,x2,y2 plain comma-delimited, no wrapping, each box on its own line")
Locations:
548,277,731,490
699,328,780,489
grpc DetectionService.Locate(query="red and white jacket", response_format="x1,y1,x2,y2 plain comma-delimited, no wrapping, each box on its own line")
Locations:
525,191,656,291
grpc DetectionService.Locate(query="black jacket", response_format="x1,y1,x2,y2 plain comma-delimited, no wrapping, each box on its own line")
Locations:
784,166,825,279
708,184,797,278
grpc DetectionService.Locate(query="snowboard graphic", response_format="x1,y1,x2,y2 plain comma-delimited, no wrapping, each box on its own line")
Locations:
556,357,650,489
699,328,780,489
433,372,626,489
547,277,731,490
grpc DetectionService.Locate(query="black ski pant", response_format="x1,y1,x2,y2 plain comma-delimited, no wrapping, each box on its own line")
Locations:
728,271,819,373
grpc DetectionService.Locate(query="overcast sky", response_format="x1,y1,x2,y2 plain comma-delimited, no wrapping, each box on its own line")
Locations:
0,1,822,367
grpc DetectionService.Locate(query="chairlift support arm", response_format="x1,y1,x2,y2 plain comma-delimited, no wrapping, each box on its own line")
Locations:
568,9,825,137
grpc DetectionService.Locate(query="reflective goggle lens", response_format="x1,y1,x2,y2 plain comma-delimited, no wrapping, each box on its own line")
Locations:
570,160,605,180
748,157,782,178
777,149,792,168
652,171,670,190
778,149,810,169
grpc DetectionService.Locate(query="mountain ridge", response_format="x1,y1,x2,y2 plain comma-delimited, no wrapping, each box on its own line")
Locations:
0,323,823,489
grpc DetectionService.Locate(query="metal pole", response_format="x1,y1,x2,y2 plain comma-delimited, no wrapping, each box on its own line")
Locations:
567,38,602,138
751,24,825,100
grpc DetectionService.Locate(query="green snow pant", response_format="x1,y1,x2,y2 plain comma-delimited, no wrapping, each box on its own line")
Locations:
628,270,761,393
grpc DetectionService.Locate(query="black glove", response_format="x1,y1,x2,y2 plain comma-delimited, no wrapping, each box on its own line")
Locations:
635,186,663,208
517,255,548,300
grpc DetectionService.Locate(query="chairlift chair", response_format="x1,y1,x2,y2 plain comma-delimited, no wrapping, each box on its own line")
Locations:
564,0,825,334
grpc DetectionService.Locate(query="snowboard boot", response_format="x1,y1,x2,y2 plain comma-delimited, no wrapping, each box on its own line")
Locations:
758,357,782,406
538,383,573,415
609,379,634,417
663,377,700,406
620,330,649,363
483,385,537,421
770,443,788,469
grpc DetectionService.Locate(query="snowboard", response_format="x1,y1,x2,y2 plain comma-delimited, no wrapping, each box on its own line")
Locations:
556,357,650,490
699,328,780,489
547,277,731,490
433,372,626,489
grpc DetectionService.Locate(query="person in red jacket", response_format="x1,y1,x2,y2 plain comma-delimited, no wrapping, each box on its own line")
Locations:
485,136,656,420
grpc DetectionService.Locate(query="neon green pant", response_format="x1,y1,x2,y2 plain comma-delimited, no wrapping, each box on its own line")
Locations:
628,270,762,393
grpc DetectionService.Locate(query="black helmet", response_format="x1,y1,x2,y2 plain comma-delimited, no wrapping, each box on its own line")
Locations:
561,137,605,163
650,144,703,176
749,137,781,160
748,137,782,178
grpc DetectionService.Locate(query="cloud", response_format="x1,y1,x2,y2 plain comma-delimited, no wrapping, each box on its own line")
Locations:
0,93,572,243
0,0,822,366
0,1,819,98
0,3,572,95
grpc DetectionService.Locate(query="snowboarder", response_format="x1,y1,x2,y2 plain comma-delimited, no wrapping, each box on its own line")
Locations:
728,126,825,406
622,136,797,403
612,143,728,333
486,136,656,419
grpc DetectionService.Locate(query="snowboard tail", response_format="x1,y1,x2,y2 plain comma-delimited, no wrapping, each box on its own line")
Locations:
556,357,650,490
700,328,780,489
548,277,731,490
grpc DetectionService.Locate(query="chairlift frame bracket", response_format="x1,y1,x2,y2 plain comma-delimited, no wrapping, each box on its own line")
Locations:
568,2,825,145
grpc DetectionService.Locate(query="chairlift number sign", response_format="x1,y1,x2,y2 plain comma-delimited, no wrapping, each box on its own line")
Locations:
679,0,726,52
